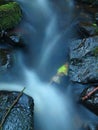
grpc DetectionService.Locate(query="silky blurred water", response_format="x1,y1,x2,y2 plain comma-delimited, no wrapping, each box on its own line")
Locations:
0,0,98,130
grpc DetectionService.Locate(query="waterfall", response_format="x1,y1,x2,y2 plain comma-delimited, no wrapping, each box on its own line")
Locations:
0,0,94,130
0,68,84,130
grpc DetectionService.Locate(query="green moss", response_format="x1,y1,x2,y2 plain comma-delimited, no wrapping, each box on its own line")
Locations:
0,2,22,30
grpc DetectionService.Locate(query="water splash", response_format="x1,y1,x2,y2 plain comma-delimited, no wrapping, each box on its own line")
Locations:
14,0,75,69
39,16,61,68
0,68,84,130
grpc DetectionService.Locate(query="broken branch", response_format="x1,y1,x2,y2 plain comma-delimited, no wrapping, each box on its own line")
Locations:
0,87,25,129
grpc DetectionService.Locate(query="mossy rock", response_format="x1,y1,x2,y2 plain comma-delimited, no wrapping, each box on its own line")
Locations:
0,2,22,30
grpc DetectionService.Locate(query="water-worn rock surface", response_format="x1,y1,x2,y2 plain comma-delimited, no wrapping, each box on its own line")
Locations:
69,36,98,84
0,91,34,130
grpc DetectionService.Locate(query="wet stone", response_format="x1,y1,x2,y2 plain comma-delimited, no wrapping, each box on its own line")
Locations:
0,91,34,130
69,36,98,84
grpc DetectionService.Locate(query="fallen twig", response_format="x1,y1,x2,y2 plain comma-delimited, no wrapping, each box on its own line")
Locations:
82,86,98,101
0,87,25,129
73,38,86,51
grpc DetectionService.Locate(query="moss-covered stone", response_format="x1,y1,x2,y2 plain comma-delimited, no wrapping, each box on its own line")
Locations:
0,2,22,30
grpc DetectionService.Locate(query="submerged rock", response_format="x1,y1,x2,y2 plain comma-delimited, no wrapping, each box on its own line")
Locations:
0,48,12,71
69,36,98,84
0,2,22,30
9,35,25,47
0,91,34,130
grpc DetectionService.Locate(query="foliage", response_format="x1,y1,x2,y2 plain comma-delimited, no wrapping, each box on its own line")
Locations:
0,2,22,30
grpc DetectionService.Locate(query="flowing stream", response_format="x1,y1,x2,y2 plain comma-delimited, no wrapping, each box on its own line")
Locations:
0,0,98,130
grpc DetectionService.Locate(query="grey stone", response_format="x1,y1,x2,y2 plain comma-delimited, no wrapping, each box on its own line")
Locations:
0,91,34,130
69,36,98,83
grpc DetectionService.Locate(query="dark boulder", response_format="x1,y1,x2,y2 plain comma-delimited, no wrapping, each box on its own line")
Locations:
78,22,98,36
75,0,98,37
82,0,98,5
0,31,25,48
0,91,34,130
69,36,98,84
76,0,98,5
70,0,98,39
9,35,25,48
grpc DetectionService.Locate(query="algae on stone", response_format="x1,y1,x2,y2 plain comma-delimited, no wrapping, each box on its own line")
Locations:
0,2,22,30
